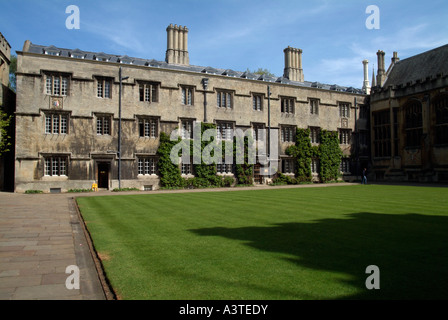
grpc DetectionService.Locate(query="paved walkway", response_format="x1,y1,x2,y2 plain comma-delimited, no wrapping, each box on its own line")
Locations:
0,192,106,300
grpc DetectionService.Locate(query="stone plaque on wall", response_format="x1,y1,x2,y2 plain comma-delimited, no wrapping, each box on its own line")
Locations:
50,97,63,110
341,118,348,128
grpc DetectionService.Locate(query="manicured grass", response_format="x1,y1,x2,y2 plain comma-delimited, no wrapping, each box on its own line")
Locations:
76,185,448,300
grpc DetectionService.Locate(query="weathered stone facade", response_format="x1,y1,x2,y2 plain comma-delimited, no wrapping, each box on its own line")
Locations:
14,25,368,193
370,46,448,182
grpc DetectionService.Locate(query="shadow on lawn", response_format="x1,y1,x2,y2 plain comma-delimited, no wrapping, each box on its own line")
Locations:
190,212,448,300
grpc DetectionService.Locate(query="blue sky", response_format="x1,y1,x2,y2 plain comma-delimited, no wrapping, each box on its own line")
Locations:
1,0,447,88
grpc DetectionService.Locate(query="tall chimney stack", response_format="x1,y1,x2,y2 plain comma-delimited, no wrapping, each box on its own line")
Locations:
362,60,371,94
376,50,386,87
391,51,399,64
283,46,304,82
166,24,189,65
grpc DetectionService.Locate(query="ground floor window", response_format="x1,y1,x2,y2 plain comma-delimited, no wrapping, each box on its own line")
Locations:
44,156,67,176
217,163,233,174
282,159,295,174
311,158,319,174
340,158,350,174
138,157,158,175
181,162,193,175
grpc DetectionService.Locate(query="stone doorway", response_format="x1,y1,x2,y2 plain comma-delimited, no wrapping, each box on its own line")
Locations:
97,162,110,189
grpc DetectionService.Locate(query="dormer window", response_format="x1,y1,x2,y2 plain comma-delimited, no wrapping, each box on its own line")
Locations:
95,53,110,62
44,46,60,56
202,67,219,75
69,50,84,59
119,56,133,64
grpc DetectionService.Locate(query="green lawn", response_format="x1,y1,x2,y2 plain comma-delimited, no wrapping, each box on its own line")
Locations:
76,185,448,300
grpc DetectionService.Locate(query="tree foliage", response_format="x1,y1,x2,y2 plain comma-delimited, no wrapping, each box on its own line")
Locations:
246,68,276,78
0,109,12,156
9,54,17,92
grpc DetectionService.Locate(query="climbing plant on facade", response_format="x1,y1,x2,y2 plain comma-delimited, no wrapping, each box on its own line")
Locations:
318,130,343,183
157,132,185,188
285,128,314,183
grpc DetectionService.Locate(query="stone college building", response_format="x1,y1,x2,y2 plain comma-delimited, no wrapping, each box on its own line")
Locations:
12,24,375,192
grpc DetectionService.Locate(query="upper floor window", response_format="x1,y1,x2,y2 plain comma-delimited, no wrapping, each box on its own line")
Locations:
310,126,320,144
46,74,69,96
405,100,423,148
96,115,111,135
139,118,158,138
373,110,391,157
139,82,159,103
253,94,263,111
434,95,448,145
217,122,234,141
339,129,352,145
45,113,69,134
281,97,295,114
359,105,369,119
252,123,265,142
97,77,112,99
181,86,194,106
181,119,194,140
281,125,296,143
339,103,350,118
217,90,233,109
310,99,319,115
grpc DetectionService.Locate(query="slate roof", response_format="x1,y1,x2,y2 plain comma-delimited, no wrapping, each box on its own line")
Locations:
26,42,364,94
384,44,448,88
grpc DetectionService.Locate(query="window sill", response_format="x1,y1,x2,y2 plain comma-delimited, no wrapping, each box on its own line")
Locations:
42,175,69,181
